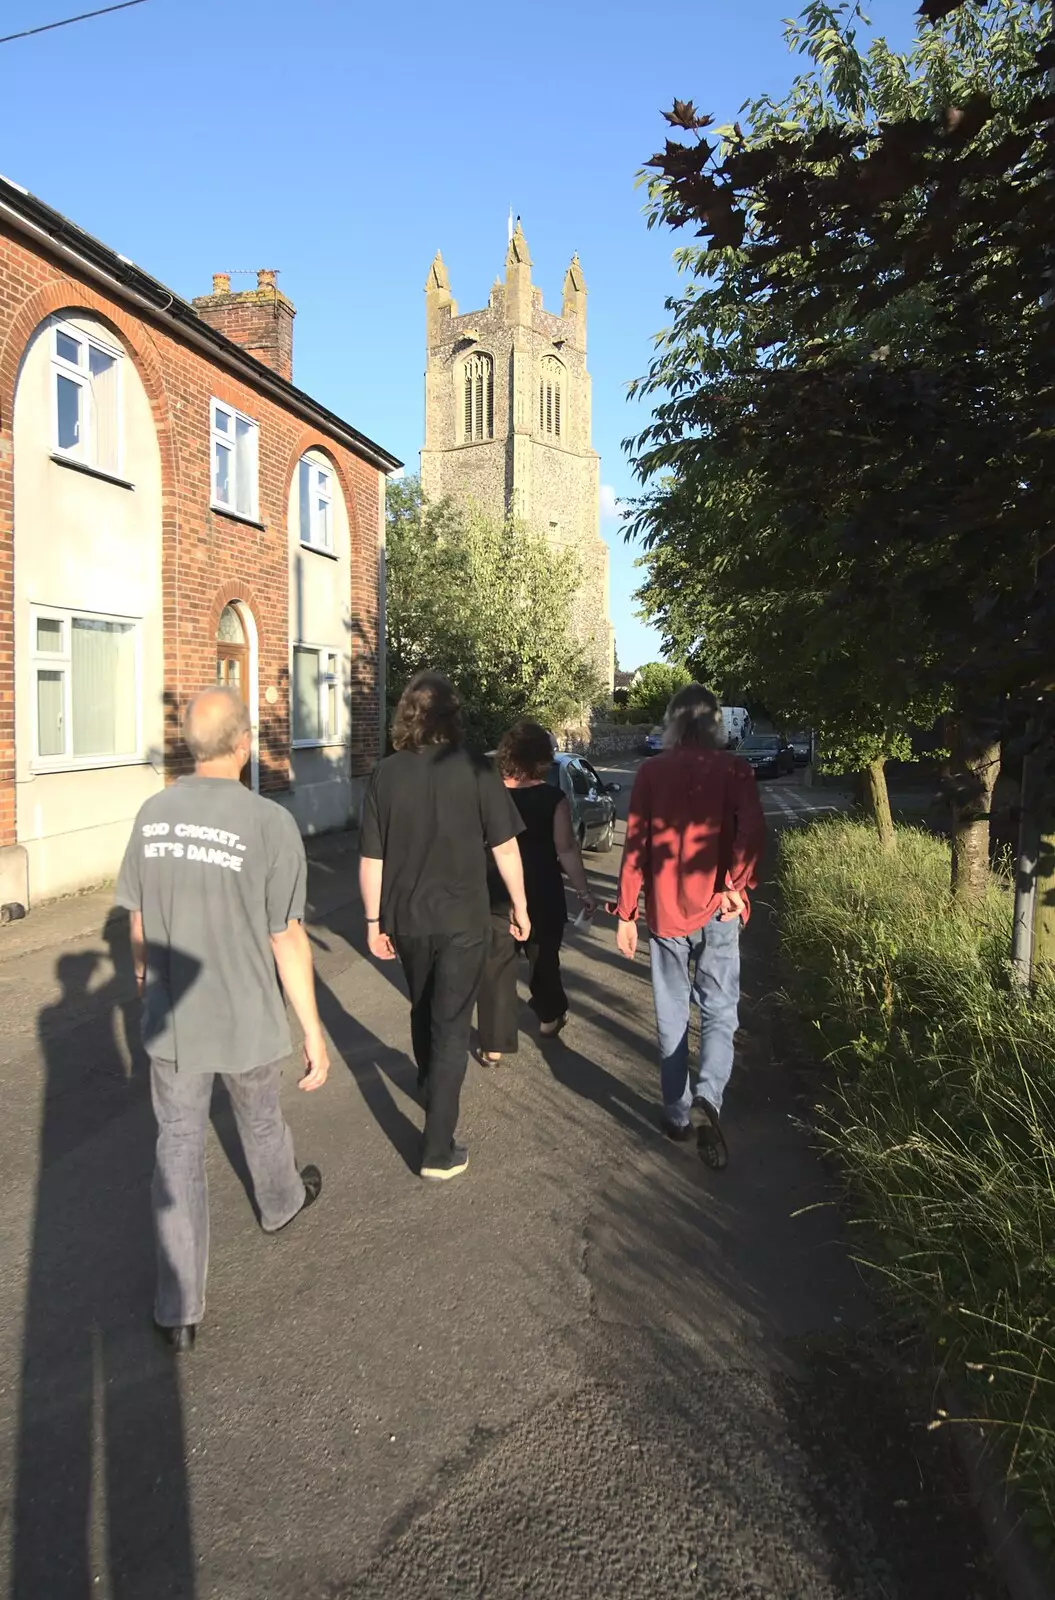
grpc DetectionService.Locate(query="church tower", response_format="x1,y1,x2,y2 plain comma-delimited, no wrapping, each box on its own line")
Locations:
421,224,614,689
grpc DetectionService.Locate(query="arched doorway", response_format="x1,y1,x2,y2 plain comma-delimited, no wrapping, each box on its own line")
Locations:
215,602,256,788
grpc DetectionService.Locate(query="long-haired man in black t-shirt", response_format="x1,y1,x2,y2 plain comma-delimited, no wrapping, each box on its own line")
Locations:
359,673,530,1181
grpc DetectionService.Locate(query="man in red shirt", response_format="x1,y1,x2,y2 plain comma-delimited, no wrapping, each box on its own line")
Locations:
615,685,766,1168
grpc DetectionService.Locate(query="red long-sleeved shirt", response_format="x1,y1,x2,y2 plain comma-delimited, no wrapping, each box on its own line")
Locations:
615,746,767,937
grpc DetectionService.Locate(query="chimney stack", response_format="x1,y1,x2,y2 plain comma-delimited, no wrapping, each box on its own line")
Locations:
192,269,295,382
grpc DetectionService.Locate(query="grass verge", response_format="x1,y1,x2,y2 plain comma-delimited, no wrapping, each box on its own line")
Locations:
779,819,1055,1558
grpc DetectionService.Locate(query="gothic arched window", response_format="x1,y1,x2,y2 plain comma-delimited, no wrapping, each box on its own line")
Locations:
539,356,564,439
461,352,494,443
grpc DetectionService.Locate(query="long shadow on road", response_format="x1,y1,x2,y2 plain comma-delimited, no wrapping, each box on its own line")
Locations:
11,913,196,1600
313,965,421,1175
535,1029,655,1139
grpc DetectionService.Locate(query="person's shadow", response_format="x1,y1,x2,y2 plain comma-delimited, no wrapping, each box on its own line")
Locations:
11,914,197,1598
313,966,422,1172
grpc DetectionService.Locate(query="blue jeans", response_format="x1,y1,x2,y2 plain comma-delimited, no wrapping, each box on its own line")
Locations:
649,914,742,1125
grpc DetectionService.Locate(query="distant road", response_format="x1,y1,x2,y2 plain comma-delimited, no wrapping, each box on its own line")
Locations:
593,759,850,839
756,773,850,826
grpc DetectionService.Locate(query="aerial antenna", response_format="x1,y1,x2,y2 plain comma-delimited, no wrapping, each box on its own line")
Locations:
508,207,514,246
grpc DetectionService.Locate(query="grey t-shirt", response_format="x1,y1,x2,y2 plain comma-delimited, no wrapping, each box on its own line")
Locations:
115,776,307,1073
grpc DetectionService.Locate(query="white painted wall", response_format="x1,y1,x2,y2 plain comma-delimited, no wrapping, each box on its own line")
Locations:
285,449,352,835
13,312,164,901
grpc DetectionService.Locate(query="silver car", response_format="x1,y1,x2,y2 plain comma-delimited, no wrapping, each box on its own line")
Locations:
548,754,619,852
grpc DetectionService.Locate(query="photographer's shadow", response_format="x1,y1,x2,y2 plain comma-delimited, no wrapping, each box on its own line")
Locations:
12,915,197,1598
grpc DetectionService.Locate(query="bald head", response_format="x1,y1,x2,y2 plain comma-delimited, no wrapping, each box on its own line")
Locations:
183,687,251,766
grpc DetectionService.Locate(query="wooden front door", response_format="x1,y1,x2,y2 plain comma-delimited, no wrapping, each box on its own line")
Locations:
216,604,252,788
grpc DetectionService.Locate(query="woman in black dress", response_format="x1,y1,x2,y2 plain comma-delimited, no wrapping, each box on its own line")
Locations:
476,721,596,1063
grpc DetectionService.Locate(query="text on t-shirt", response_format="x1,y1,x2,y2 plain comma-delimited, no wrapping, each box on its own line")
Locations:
138,821,246,873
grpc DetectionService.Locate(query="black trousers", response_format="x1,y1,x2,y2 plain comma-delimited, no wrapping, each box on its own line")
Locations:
476,912,568,1053
393,930,487,1167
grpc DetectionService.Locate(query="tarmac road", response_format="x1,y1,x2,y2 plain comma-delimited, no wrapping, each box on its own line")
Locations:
0,761,1004,1599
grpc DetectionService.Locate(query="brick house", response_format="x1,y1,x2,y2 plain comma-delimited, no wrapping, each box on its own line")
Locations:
0,175,400,906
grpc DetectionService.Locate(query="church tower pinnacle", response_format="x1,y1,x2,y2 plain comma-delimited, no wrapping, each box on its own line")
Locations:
504,219,533,328
561,254,587,348
424,250,456,341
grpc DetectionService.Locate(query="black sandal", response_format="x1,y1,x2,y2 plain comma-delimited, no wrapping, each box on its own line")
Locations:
473,1047,503,1066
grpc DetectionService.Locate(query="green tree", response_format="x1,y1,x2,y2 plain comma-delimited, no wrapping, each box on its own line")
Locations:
385,478,602,750
627,660,694,722
634,476,943,852
628,0,1046,876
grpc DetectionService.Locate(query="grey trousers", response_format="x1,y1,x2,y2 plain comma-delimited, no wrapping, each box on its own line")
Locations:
150,1059,305,1327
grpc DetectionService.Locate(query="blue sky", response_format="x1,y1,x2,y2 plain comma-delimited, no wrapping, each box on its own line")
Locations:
0,0,918,669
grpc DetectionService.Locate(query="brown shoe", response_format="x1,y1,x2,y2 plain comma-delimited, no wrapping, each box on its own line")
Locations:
693,1098,728,1170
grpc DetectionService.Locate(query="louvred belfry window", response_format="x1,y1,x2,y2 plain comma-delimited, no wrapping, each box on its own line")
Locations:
461,353,494,442
539,356,564,439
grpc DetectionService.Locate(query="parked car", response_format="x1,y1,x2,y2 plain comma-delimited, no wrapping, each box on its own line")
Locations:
644,725,664,755
548,754,620,852
739,734,795,779
786,730,813,765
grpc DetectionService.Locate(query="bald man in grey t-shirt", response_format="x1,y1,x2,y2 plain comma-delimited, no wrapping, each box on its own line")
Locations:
115,687,329,1352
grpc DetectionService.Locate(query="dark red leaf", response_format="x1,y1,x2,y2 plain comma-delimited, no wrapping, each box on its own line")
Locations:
705,206,746,249
802,126,860,164
662,99,713,131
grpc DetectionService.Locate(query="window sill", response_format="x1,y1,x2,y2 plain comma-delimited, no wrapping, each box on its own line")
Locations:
210,503,266,531
292,739,348,751
51,453,134,490
299,541,338,561
29,754,152,776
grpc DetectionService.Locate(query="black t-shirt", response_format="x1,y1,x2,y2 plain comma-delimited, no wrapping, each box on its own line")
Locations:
488,783,567,935
360,744,523,937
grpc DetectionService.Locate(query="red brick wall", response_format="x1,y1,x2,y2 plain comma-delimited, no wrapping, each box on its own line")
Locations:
0,222,383,845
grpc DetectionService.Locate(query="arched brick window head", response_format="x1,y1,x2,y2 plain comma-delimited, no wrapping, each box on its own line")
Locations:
539,355,564,439
462,352,493,442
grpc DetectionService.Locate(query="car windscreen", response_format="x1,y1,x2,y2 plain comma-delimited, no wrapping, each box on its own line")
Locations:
742,738,779,752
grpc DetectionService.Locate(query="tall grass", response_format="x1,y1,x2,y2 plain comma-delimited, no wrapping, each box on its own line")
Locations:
780,820,1055,1550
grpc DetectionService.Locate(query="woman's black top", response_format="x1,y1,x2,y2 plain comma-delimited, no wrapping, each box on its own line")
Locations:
488,781,567,936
